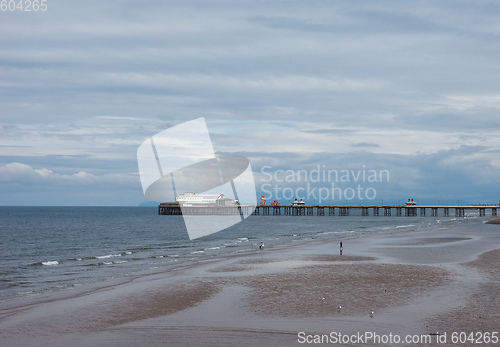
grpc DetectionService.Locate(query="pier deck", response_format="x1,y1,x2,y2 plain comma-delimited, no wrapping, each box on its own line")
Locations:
158,204,498,217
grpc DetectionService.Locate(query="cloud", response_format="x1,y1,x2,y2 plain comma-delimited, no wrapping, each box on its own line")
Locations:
1,1,500,205
351,142,381,148
234,143,500,204
0,162,51,183
0,162,137,186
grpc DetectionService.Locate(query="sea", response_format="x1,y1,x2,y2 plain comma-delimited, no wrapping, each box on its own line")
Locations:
0,206,488,303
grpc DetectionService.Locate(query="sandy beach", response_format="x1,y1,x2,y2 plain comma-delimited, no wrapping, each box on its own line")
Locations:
1,221,499,346
486,217,500,224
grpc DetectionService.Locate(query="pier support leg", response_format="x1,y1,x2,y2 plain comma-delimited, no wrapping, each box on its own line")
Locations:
405,207,416,216
339,207,350,216
455,208,464,217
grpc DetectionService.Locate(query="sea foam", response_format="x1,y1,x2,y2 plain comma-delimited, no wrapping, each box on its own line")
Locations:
41,261,58,266
95,254,122,259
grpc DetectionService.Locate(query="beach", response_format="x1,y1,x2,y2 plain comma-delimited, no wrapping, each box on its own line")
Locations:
1,219,499,346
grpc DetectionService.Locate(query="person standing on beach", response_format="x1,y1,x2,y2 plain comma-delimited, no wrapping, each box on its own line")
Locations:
340,241,343,255
259,242,265,250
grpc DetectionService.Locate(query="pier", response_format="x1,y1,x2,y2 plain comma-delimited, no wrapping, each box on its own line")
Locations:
159,203,498,217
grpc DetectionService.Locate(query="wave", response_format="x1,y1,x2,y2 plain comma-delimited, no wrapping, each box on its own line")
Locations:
190,250,204,254
394,224,415,229
16,290,34,295
41,261,58,266
66,253,128,261
166,245,192,249
223,242,239,247
94,254,122,259
85,259,128,266
378,224,415,231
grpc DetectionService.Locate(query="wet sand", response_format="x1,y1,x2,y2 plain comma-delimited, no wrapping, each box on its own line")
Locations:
1,222,499,346
425,249,500,346
486,217,500,224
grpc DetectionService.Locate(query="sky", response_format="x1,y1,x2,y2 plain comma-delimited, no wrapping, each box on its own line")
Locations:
1,0,500,206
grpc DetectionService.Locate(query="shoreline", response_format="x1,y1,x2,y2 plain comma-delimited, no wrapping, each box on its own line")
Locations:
1,221,499,346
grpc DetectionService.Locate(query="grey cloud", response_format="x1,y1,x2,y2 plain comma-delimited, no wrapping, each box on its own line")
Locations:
351,142,381,148
0,162,138,186
239,144,499,203
1,1,500,205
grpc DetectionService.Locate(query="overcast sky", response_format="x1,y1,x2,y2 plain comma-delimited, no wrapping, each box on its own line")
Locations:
1,0,499,205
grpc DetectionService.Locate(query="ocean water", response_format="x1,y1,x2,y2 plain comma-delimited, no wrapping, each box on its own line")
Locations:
0,206,485,303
